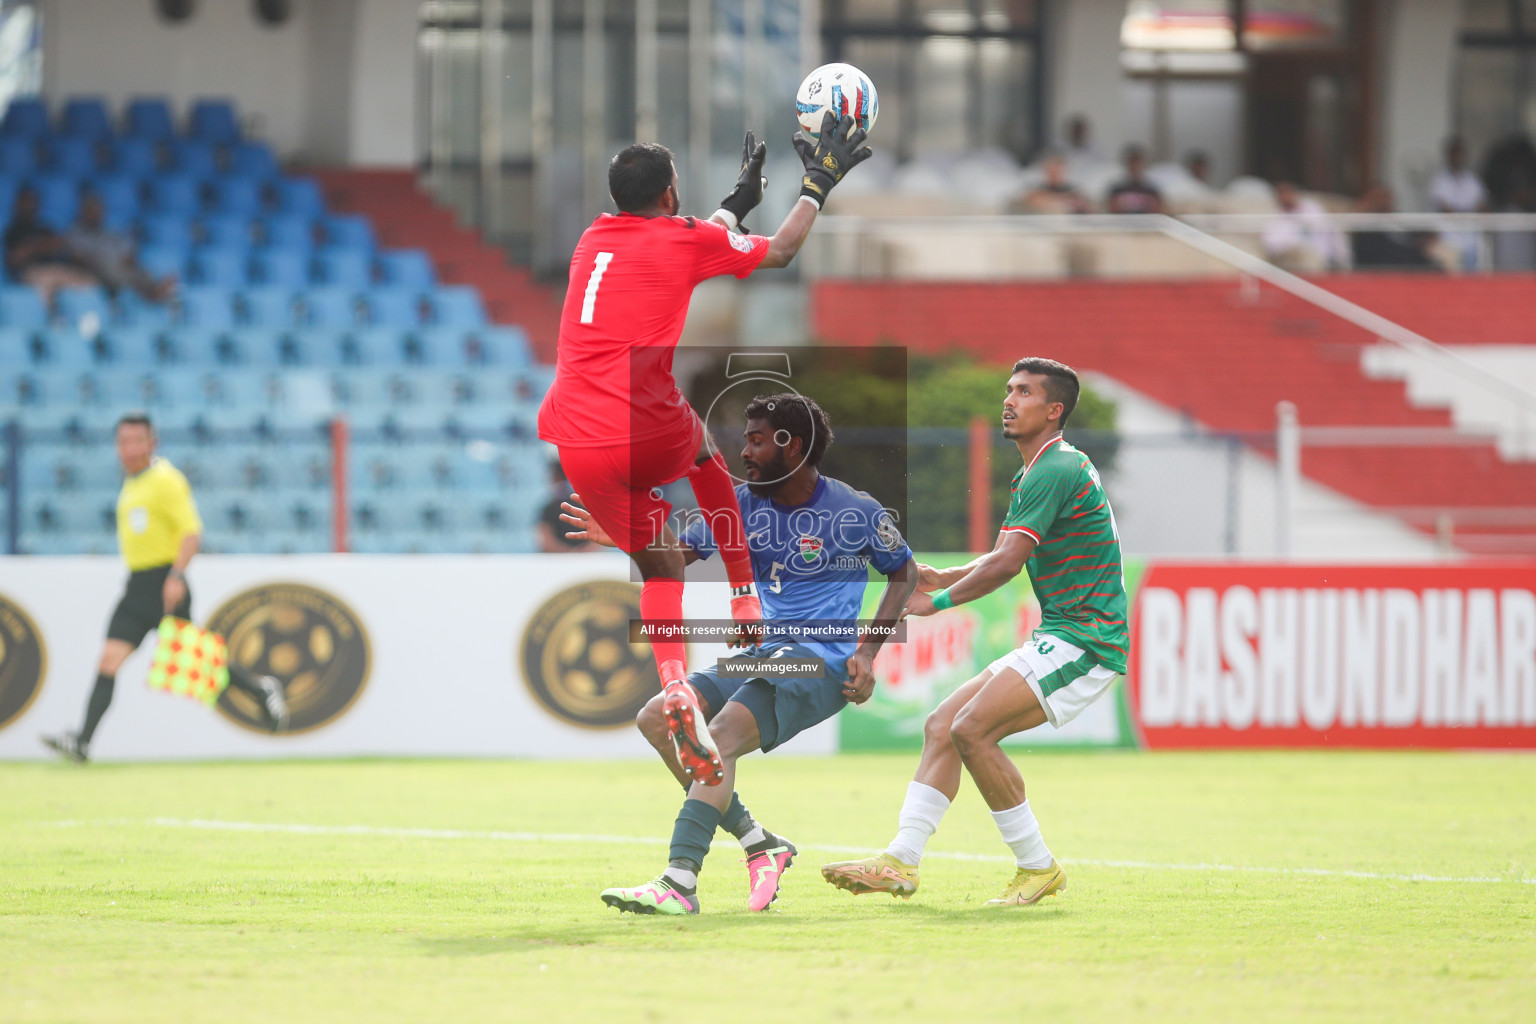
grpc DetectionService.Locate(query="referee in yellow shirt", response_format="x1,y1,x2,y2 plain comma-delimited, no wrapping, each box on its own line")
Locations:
42,413,288,762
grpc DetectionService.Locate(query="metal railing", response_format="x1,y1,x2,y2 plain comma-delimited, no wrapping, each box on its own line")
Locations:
807,211,1536,461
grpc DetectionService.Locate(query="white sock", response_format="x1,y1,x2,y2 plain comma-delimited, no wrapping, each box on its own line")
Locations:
884,781,951,866
990,799,1053,870
662,865,698,891
737,824,767,850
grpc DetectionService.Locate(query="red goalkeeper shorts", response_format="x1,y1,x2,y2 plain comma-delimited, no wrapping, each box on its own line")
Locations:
556,410,703,553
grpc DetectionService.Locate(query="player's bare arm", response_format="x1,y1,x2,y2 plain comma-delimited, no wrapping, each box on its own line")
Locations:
904,532,1034,618
162,532,200,614
756,110,873,269
845,556,918,703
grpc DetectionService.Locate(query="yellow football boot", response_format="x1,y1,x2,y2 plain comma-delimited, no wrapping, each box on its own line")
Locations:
983,860,1067,906
821,853,919,898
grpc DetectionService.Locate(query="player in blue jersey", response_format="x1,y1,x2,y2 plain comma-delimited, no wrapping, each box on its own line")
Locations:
560,393,916,914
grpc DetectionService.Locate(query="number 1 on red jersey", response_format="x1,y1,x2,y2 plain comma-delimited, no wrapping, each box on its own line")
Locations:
580,251,615,324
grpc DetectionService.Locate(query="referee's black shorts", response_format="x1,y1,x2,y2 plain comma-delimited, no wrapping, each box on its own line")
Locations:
106,564,192,646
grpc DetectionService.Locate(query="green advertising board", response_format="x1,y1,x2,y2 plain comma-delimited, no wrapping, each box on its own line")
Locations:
844,555,1146,751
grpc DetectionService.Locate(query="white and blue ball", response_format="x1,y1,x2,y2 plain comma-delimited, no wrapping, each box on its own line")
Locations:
795,62,878,139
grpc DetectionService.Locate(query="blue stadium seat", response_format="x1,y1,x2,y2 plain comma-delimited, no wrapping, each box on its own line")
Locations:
315,247,372,289
0,326,31,365
335,370,410,410
222,327,285,367
323,215,375,251
189,247,249,287
34,328,95,369
0,286,48,329
125,98,175,141
262,214,314,251
378,407,453,441
168,139,218,179
102,370,167,408
0,136,37,175
365,290,424,328
55,287,112,329
113,292,173,332
176,287,238,332
139,214,194,249
410,370,473,407
428,286,487,328
447,405,515,440
109,137,160,179
347,327,408,366
250,247,309,288
45,135,101,176
472,325,533,367
288,328,347,367
237,287,297,327
89,175,140,228
137,243,189,281
300,288,358,328
1,98,49,137
229,141,278,180
188,99,240,145
376,249,436,289
99,327,161,367
163,328,224,366
61,98,113,140
147,175,203,216
273,177,324,217
201,215,252,250
209,176,265,216
32,178,81,229
405,328,463,368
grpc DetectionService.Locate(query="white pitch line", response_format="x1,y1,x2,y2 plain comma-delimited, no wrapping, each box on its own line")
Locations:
44,817,1536,887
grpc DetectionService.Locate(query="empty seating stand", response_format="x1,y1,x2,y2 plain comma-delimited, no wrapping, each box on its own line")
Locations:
0,95,549,556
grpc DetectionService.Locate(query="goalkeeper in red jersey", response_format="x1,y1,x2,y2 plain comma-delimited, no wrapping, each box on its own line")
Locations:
538,111,871,784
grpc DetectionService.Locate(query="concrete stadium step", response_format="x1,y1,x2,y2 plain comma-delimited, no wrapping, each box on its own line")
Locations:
810,276,1536,555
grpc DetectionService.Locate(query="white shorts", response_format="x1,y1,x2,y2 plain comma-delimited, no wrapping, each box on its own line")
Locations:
986,633,1119,729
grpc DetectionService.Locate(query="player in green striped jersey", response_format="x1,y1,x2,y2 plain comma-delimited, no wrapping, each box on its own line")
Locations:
822,357,1127,906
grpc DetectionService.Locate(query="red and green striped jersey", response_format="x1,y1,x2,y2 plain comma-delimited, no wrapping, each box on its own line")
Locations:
1000,437,1127,673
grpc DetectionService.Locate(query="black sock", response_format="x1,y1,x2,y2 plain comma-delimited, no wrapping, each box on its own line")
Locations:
225,665,265,699
79,673,115,746
720,791,756,839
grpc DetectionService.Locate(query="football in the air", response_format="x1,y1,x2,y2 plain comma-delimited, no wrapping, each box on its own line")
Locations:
795,62,878,138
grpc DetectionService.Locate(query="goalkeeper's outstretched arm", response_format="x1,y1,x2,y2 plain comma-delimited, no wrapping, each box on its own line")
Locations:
759,110,873,270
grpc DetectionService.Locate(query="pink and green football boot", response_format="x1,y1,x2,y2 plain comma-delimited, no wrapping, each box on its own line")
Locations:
600,876,700,915
744,837,798,911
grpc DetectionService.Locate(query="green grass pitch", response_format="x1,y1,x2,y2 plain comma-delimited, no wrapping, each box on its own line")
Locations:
2,751,1533,1023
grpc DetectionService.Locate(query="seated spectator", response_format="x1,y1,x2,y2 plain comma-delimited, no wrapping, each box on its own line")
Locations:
1491,173,1536,271
1429,137,1487,270
3,187,101,304
1261,181,1347,273
1105,145,1163,214
1184,149,1212,186
65,191,176,302
1351,182,1440,272
1011,153,1089,214
1061,114,1102,176
1431,137,1487,213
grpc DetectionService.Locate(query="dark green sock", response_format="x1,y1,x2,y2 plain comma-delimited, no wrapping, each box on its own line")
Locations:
668,798,722,874
720,791,755,839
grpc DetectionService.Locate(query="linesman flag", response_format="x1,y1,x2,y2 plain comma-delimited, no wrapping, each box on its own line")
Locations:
147,616,231,707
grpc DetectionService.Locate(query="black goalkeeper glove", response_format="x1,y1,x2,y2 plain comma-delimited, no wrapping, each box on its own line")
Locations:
716,130,768,230
793,110,873,209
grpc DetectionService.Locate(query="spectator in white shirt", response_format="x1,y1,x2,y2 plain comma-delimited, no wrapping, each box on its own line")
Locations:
1262,181,1348,273
1429,137,1487,270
